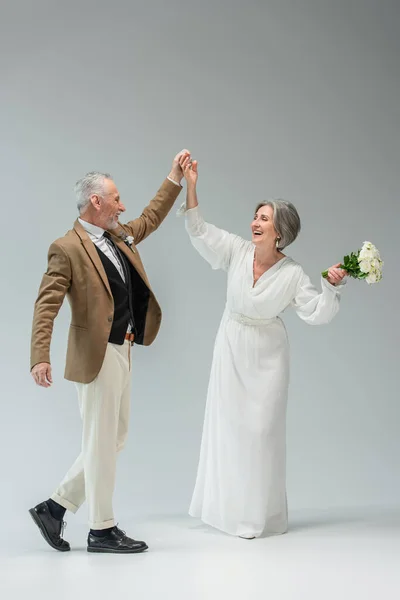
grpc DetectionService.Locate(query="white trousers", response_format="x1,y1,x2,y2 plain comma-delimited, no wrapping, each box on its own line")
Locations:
51,341,132,529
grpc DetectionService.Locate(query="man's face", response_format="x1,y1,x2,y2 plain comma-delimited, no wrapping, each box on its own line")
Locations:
95,178,126,230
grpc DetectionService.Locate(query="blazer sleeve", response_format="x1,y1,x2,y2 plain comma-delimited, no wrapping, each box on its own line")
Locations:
118,178,182,245
30,242,72,369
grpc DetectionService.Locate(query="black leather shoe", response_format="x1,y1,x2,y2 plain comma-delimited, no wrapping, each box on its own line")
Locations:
29,501,70,552
87,526,148,554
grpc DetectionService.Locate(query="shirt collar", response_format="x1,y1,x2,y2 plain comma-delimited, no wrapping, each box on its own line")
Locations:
78,218,105,239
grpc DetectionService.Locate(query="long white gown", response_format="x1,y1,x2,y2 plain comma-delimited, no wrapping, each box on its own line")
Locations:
185,206,344,538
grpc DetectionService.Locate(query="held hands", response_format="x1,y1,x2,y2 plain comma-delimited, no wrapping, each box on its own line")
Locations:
168,149,198,187
182,155,198,187
326,263,347,286
168,149,191,184
31,362,53,388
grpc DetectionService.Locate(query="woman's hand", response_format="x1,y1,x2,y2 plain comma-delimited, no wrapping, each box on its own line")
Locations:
326,263,347,286
182,156,198,187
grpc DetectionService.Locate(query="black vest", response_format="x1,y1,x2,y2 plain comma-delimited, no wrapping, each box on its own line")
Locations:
94,245,150,345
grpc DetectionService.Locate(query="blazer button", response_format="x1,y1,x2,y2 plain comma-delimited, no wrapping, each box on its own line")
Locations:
108,316,113,322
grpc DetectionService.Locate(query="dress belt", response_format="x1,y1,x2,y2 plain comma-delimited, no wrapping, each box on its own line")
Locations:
228,311,278,327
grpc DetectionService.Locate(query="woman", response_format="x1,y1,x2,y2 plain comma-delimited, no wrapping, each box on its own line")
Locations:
181,158,346,539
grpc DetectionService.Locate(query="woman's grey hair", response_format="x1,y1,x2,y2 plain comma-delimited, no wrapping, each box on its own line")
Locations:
255,200,301,250
74,171,112,214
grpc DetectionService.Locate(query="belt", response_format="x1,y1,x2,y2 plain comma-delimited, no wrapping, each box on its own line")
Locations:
228,311,278,327
125,332,135,344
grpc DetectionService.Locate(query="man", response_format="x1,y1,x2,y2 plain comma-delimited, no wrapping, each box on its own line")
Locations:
29,150,190,554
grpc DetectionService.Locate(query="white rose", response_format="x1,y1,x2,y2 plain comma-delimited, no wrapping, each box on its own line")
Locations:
359,248,374,260
366,271,378,284
370,258,380,270
359,259,371,273
363,241,378,252
359,241,380,261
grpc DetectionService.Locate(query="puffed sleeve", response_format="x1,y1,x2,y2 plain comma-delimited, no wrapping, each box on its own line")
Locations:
184,206,241,271
291,267,345,325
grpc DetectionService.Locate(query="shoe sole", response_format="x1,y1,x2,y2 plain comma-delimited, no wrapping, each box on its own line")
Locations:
28,508,70,552
87,545,148,554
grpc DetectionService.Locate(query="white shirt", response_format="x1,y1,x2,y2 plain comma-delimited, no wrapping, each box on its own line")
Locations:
78,218,136,332
78,218,126,281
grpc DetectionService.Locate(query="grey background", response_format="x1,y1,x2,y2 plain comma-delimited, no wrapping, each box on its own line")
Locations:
1,0,398,529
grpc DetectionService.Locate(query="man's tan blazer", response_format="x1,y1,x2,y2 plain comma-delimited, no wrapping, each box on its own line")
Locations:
31,179,181,383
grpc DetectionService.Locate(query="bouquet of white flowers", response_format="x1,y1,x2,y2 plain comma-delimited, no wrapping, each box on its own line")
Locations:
322,241,383,284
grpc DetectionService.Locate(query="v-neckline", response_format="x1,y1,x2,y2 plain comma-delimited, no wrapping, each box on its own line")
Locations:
250,248,287,289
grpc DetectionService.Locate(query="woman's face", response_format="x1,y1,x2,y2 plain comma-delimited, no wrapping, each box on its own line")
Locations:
251,205,279,247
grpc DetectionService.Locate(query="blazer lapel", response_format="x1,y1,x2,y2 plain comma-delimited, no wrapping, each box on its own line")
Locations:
110,233,152,290
73,219,112,297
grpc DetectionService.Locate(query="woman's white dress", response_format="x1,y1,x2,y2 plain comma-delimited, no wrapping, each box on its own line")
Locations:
185,206,344,538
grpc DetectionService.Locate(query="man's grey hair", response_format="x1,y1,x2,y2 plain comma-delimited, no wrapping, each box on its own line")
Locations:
74,171,112,214
255,200,301,250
